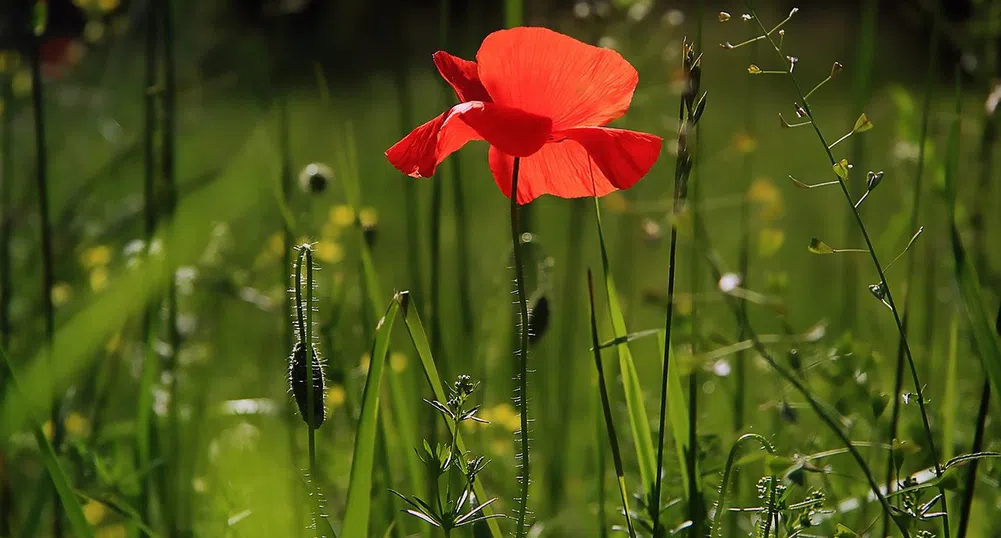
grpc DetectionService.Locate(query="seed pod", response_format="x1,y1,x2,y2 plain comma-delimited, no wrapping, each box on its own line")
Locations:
527,295,550,344
289,340,325,429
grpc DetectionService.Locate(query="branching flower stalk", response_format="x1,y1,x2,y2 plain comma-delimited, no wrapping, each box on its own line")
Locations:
690,209,911,537
509,157,532,537
735,5,949,534
653,38,706,538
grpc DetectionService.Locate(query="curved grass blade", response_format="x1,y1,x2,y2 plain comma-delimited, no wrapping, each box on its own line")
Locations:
0,346,93,538
593,199,657,492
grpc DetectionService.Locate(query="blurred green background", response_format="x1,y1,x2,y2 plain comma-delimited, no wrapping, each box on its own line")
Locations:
1,0,1000,537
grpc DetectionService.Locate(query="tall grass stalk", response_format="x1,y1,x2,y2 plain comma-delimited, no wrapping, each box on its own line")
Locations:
0,67,12,538
509,157,532,538
653,37,704,538
956,378,991,538
841,0,879,331
587,270,636,538
159,0,182,534
29,26,59,538
747,7,949,534
137,0,160,533
691,210,911,537
882,6,938,537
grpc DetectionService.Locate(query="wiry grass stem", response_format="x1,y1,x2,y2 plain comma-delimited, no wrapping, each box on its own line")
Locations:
30,29,59,538
510,157,531,538
748,6,948,535
956,379,991,538
883,6,938,537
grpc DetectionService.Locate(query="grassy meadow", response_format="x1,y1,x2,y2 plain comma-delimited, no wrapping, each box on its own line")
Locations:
1,1,1001,537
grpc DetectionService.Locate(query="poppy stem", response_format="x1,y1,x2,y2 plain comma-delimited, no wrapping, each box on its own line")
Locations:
510,157,531,538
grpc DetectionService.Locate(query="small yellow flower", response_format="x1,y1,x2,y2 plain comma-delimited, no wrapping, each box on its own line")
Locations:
12,69,32,97
358,353,370,374
758,228,785,258
266,233,284,259
329,205,355,228
326,385,346,410
747,178,783,221
51,282,72,306
675,294,693,316
83,499,108,526
90,267,109,292
98,0,121,12
486,403,521,432
602,192,629,214
734,133,757,154
359,207,379,228
96,523,127,538
81,245,112,268
490,438,512,456
42,421,54,440
314,240,343,264
390,352,407,373
64,411,90,437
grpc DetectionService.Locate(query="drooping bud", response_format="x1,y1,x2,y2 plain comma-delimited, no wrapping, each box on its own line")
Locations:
298,162,334,194
289,341,326,429
527,295,550,344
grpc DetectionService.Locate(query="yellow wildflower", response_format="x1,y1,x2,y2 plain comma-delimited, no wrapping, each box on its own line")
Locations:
486,403,521,432
747,178,783,221
602,192,629,214
326,385,346,411
314,240,343,264
90,267,109,292
358,353,370,374
81,245,112,268
98,0,121,12
96,523,127,538
329,205,355,228
83,500,108,526
50,282,71,306
359,207,378,228
390,352,407,373
734,133,757,154
64,412,90,437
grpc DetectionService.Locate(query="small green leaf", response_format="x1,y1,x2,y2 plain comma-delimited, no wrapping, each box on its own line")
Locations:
747,64,762,74
808,238,835,254
853,112,873,133
834,523,860,538
833,159,850,179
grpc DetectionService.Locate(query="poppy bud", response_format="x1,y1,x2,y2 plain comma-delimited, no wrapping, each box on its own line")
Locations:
288,341,326,429
298,162,333,194
527,295,550,344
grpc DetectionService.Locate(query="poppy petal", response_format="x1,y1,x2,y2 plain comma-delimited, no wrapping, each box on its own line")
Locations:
433,51,491,102
488,127,661,203
476,27,638,130
387,101,552,178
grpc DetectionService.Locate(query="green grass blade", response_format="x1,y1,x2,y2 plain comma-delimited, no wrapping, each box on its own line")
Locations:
342,298,401,537
659,333,701,506
396,292,506,538
593,199,657,493
943,313,960,462
0,347,94,538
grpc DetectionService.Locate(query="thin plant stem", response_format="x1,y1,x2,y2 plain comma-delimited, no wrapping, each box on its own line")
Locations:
510,157,531,538
596,387,608,538
883,6,938,537
955,379,990,538
0,66,13,538
748,7,949,534
30,30,59,538
587,270,637,538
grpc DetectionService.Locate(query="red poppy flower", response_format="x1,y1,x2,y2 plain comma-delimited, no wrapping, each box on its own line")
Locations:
385,27,663,204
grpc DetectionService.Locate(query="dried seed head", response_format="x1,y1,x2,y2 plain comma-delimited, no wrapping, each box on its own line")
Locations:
298,163,334,194
289,341,326,429
717,11,731,22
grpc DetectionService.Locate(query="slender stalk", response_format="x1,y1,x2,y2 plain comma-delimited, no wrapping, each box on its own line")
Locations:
137,0,159,532
955,379,990,538
159,0,182,534
882,7,938,537
596,387,607,538
749,8,948,534
30,30,59,538
0,67,13,538
587,270,636,538
510,157,531,538
551,198,585,511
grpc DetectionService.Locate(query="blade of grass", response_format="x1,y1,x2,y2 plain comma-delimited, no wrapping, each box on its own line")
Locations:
592,199,657,493
587,270,637,538
0,347,93,538
659,332,700,511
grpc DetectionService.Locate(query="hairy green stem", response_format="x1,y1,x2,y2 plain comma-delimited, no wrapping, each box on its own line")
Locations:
510,157,531,537
295,247,320,537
